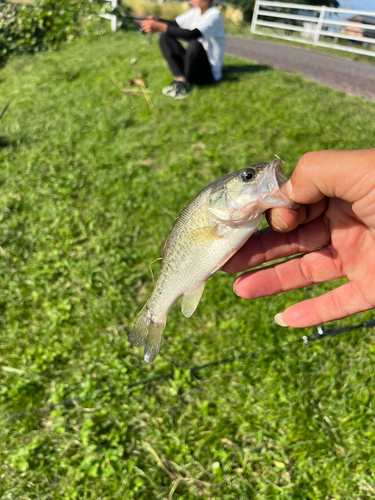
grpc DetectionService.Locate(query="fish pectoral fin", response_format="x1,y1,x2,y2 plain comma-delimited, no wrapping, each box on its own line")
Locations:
181,284,206,318
188,225,222,243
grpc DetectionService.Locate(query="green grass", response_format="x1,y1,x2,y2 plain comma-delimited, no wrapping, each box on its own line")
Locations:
1,27,375,499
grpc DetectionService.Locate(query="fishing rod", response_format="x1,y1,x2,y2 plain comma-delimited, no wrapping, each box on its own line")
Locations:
0,102,10,121
127,16,155,43
114,16,155,42
3,318,375,422
125,16,147,34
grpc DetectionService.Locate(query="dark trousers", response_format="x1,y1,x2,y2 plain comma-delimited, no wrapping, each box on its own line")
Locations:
159,33,214,86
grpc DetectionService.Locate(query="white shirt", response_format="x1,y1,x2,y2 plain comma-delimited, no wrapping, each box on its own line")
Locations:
176,7,225,81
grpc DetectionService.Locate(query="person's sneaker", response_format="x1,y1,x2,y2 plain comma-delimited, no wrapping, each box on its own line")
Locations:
172,81,193,99
162,80,179,96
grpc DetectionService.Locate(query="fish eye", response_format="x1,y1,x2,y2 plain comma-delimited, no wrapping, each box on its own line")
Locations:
241,168,255,182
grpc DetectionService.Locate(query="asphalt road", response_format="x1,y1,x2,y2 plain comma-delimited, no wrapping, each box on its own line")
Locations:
225,35,375,100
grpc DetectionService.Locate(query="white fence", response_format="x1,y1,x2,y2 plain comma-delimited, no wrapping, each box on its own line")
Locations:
251,0,375,58
100,0,118,32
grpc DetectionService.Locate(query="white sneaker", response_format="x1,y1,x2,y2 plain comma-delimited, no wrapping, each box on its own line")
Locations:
162,80,179,96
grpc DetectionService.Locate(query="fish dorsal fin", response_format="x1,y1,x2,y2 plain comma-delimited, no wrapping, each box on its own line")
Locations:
159,232,172,256
159,239,167,257
181,283,206,318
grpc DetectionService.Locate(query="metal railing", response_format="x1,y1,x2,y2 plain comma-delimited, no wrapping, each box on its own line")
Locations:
251,0,375,58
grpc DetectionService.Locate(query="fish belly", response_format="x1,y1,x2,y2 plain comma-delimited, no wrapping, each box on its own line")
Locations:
150,220,259,320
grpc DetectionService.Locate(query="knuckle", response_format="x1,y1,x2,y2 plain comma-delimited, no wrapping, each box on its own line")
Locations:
300,258,314,284
296,152,316,178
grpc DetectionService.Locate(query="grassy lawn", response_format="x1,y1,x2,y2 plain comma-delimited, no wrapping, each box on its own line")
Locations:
1,26,375,499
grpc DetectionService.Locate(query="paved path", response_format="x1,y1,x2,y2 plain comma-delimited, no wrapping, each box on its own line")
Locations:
225,35,375,100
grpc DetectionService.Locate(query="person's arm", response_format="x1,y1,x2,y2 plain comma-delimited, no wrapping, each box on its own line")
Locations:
166,25,202,41
140,18,202,40
158,19,178,26
223,149,375,328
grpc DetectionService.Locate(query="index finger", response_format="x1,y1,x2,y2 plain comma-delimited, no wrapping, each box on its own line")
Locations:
223,215,330,274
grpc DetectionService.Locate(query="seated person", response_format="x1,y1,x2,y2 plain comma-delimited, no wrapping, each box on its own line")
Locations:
141,0,225,99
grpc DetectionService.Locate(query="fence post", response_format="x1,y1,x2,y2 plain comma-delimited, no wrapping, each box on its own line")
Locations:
251,0,260,34
100,0,117,32
313,5,326,46
111,14,117,32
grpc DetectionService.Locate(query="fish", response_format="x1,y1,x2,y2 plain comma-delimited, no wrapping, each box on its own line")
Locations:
128,159,295,363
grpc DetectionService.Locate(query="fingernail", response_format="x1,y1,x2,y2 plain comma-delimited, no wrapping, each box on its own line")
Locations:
233,282,240,297
271,212,289,230
274,313,288,327
285,179,293,196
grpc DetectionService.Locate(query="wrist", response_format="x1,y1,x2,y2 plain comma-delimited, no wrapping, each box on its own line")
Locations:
157,21,167,33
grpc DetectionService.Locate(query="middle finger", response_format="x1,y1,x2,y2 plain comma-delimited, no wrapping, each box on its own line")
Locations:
223,215,330,274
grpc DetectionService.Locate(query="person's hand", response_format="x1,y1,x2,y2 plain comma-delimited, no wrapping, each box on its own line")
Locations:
140,19,167,34
223,150,375,328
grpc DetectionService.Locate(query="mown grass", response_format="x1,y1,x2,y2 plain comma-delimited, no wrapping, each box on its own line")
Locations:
1,25,375,499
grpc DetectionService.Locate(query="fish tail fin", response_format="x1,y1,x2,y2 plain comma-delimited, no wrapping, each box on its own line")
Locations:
128,309,149,347
144,321,165,364
128,309,166,363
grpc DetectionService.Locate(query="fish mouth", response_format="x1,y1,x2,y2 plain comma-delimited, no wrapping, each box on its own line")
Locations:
268,158,288,190
262,159,298,209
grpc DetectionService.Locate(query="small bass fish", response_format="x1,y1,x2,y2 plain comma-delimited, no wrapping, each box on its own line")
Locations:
129,159,294,363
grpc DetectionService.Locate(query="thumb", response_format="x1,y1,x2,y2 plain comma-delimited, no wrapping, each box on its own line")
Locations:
284,150,375,206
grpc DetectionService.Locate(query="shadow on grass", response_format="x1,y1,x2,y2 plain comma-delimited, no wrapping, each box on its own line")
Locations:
0,136,10,148
222,63,270,82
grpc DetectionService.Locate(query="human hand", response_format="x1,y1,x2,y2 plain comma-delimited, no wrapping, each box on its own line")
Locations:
223,150,375,328
140,19,167,34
